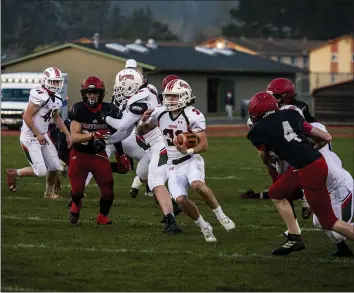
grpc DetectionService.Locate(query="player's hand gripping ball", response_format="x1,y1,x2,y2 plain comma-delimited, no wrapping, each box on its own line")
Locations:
176,132,199,148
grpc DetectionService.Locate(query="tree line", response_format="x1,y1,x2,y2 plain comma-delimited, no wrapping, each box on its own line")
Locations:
2,0,352,58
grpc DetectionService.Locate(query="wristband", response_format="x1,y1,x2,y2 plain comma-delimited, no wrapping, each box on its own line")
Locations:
186,148,194,155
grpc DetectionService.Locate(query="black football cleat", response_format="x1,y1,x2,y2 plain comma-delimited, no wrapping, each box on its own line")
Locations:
69,212,80,224
129,187,139,198
301,207,312,219
272,234,305,256
163,214,183,234
332,241,354,257
239,189,259,199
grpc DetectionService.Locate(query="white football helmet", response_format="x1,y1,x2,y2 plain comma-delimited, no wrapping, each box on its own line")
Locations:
162,79,194,111
42,67,64,93
147,84,158,96
113,69,144,105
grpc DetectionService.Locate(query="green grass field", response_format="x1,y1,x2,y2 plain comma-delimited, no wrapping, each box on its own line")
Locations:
2,136,354,292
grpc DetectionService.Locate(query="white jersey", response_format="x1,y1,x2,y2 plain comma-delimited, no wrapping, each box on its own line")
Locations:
149,105,206,161
21,87,63,138
107,87,164,147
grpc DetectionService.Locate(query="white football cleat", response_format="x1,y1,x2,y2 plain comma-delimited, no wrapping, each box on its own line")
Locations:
201,223,217,242
219,216,236,231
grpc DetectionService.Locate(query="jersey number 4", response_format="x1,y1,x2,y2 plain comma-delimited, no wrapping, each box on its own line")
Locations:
42,109,56,122
282,121,302,142
163,129,183,146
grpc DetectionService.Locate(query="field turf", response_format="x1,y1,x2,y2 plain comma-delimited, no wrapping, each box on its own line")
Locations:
1,135,354,292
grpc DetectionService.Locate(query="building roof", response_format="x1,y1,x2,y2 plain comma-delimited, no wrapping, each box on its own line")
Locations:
309,34,353,52
1,41,305,74
205,37,326,55
312,78,354,95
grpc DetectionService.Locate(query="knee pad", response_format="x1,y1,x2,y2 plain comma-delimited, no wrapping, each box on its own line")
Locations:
35,164,48,177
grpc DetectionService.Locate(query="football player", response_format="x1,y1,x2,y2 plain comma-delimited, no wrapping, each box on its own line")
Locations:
102,69,183,234
68,76,120,225
267,77,316,123
6,67,71,199
247,91,354,255
137,79,235,242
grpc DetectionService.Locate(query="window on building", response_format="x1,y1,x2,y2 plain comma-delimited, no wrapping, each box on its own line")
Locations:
291,56,297,65
277,56,284,63
331,73,336,83
303,56,309,66
331,53,338,62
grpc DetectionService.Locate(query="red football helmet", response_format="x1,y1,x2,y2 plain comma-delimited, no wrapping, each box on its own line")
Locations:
80,76,106,107
162,75,179,90
267,78,296,105
248,91,279,122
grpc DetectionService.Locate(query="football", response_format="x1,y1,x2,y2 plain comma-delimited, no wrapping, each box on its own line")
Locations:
176,132,199,148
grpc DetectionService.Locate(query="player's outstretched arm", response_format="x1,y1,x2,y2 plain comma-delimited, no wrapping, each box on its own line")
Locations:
106,125,135,145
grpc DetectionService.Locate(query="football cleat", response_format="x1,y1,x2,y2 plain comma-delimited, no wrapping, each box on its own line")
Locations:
272,234,305,255
129,187,139,198
201,223,217,242
6,168,18,192
219,216,236,231
239,189,259,199
163,214,183,234
97,213,112,225
333,241,354,257
44,186,61,199
69,200,82,224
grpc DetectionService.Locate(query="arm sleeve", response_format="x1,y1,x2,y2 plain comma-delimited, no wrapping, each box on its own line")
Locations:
106,110,141,131
303,121,313,134
189,110,206,132
107,125,135,144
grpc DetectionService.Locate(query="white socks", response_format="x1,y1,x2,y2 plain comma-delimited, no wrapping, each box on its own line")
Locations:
212,206,226,221
131,176,142,189
194,215,209,229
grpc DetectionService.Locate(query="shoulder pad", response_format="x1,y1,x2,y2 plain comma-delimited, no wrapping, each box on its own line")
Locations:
68,102,82,121
185,106,204,118
127,88,149,106
280,105,304,118
29,88,49,106
129,102,148,115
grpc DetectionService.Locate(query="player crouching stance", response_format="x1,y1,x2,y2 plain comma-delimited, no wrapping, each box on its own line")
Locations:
247,91,354,254
138,79,235,242
68,76,119,225
6,67,71,198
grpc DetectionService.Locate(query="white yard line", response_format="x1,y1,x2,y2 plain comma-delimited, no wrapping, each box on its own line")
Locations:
2,242,353,265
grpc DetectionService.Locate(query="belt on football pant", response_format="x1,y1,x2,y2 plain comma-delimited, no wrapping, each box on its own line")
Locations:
172,155,192,165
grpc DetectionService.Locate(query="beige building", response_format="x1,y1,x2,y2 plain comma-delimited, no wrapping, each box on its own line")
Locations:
1,43,154,107
309,34,354,92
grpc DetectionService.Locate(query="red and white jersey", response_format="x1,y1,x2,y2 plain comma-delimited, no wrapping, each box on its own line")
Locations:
21,87,63,138
149,105,206,160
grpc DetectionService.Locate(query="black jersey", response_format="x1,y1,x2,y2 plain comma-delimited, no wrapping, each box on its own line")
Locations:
247,109,322,169
69,102,119,154
48,119,71,163
291,99,317,123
